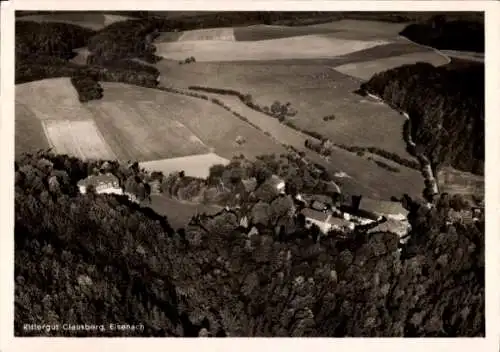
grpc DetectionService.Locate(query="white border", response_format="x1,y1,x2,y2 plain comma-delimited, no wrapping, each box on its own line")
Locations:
1,1,499,352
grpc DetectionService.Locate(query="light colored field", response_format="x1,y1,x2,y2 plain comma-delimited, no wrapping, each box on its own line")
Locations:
86,99,209,161
333,51,451,80
42,119,116,160
178,27,235,41
140,153,230,179
16,78,95,121
155,35,389,62
95,82,285,160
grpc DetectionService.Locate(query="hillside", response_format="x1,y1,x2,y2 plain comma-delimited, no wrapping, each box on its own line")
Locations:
15,78,285,162
14,151,484,337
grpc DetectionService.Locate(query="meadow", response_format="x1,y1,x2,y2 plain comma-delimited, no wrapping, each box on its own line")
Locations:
140,153,230,179
15,78,285,162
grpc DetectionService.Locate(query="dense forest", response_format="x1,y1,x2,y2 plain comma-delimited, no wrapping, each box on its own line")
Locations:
360,61,484,176
15,151,484,337
400,14,484,53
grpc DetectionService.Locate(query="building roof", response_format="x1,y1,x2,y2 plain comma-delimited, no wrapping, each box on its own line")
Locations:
359,198,409,217
327,216,352,228
367,218,409,237
311,200,328,210
301,208,330,223
77,173,120,188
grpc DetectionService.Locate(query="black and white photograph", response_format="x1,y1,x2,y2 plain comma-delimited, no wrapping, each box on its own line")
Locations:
11,8,486,339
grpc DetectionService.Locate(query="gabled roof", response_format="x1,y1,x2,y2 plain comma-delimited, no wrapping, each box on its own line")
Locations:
301,208,330,223
327,216,352,227
359,198,409,217
77,173,120,188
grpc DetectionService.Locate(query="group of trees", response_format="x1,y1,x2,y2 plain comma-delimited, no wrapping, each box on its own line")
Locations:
360,61,484,176
14,150,484,337
187,86,298,122
15,20,161,97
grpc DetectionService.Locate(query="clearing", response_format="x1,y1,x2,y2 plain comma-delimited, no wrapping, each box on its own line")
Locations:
140,153,231,179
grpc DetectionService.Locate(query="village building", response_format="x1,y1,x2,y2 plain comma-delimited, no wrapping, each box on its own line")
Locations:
77,173,123,196
352,196,409,221
301,208,354,234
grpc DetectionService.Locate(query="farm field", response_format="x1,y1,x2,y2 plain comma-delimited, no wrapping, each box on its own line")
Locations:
178,27,235,41
42,119,116,160
156,61,414,161
15,102,50,156
15,79,285,162
140,153,230,179
16,12,134,30
154,35,390,62
333,51,451,80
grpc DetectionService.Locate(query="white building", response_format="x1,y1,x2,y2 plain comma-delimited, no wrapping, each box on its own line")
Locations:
77,173,123,195
301,208,354,234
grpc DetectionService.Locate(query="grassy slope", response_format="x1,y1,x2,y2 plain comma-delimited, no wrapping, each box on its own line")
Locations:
155,60,413,161
15,102,51,156
15,79,285,162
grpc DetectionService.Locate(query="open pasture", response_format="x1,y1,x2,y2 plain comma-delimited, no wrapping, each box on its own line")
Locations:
15,79,285,162
140,153,231,179
308,20,408,38
156,60,413,161
96,82,285,160
42,119,116,160
334,50,451,81
85,100,210,161
154,35,389,62
233,24,340,41
16,78,96,121
16,12,134,31
15,102,51,156
178,27,235,41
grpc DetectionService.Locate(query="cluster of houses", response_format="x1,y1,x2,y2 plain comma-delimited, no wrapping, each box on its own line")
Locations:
78,168,483,246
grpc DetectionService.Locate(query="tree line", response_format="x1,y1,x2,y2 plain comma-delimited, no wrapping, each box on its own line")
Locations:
360,61,484,176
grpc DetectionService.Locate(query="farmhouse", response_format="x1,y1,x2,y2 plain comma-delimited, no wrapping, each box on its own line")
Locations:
350,196,409,221
301,208,354,234
78,173,123,195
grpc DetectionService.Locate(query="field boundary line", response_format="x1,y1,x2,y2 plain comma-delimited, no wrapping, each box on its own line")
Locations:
398,35,451,65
